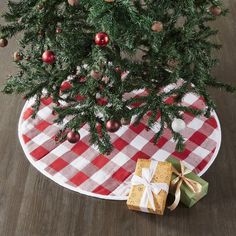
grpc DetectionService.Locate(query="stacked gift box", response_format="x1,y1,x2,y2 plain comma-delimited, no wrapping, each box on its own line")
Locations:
127,157,209,215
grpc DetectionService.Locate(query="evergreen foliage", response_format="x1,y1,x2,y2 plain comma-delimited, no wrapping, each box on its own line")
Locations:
0,0,235,154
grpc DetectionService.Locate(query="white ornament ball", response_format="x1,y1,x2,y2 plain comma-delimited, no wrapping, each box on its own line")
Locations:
171,119,186,133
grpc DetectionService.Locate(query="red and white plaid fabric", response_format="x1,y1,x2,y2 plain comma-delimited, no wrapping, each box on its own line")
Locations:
18,92,221,200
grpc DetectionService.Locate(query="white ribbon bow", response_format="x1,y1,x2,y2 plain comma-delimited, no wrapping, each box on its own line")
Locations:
131,161,169,212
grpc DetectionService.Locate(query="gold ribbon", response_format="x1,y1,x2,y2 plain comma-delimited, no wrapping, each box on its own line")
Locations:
168,161,202,211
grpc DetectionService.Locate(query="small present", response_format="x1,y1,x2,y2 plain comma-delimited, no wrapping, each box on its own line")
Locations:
127,159,172,215
167,157,209,210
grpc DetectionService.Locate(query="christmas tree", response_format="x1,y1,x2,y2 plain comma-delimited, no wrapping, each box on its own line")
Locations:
0,0,235,154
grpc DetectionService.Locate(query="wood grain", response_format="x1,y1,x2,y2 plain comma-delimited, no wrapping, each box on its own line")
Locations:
0,1,236,235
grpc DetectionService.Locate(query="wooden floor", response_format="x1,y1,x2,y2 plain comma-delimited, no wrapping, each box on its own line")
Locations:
0,1,236,236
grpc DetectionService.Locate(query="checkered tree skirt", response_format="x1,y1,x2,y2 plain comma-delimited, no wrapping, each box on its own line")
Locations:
18,92,221,200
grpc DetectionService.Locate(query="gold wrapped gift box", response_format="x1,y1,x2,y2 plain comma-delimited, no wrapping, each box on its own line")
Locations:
127,159,172,215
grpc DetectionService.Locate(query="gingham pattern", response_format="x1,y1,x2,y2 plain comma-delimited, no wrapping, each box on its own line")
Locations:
18,92,221,200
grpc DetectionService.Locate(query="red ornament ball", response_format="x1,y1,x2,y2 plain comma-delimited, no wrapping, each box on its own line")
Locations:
106,120,121,133
97,97,108,106
13,52,23,62
210,6,222,16
0,38,8,48
42,50,56,64
95,32,109,47
60,81,72,93
68,0,79,6
56,27,62,34
75,95,86,102
67,131,81,143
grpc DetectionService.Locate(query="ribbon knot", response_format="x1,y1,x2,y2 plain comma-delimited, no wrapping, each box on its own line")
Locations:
168,161,202,211
131,161,169,212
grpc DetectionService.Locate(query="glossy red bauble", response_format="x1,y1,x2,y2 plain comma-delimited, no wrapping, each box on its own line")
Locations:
13,52,23,62
115,67,122,74
60,81,72,93
97,97,108,106
68,0,79,6
42,50,56,64
67,131,81,143
75,95,86,102
210,6,222,16
106,120,121,133
56,27,63,34
95,32,109,47
0,38,8,48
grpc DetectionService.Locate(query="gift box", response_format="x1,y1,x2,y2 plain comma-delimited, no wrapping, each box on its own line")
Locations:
167,157,209,209
127,159,172,215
